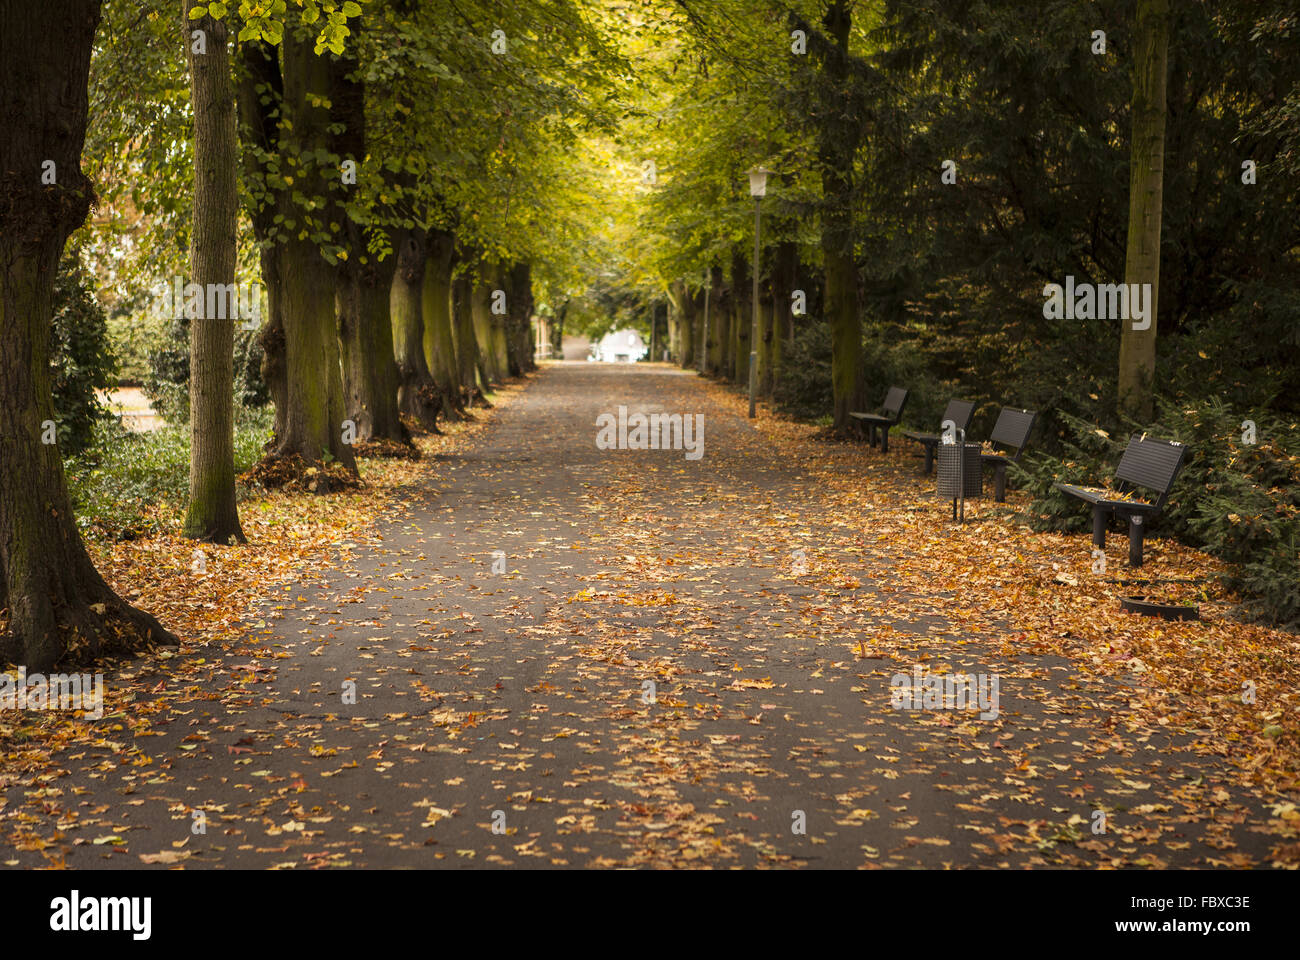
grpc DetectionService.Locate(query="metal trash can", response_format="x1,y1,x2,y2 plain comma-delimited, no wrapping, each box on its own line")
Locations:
937,441,982,520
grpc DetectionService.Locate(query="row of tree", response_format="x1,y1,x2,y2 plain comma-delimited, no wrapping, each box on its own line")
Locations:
631,0,1298,438
1,0,625,669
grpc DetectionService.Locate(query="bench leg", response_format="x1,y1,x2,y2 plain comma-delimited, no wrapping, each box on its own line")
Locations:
1091,504,1107,548
993,464,1007,503
922,444,934,475
1128,516,1144,567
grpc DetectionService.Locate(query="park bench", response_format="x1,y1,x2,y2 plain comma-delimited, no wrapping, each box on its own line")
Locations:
980,407,1037,503
902,399,975,474
850,386,909,454
1053,434,1187,568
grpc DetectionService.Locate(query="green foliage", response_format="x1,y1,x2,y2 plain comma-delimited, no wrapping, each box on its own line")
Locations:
143,316,191,424
50,251,118,456
65,407,275,540
143,316,268,424
1020,400,1300,628
773,321,832,419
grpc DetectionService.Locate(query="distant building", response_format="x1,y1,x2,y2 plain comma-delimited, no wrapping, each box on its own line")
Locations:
591,328,647,363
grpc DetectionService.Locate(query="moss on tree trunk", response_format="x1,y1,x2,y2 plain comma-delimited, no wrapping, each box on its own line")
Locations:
1118,0,1169,422
184,1,244,544
0,0,176,670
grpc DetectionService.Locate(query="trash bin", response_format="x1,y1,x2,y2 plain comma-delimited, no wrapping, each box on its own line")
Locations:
937,441,982,520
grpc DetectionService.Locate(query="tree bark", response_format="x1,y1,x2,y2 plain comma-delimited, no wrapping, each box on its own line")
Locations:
0,0,176,669
338,248,406,442
1117,0,1169,422
490,272,513,378
505,262,535,375
673,279,696,369
330,17,406,445
268,25,356,471
184,0,244,543
469,275,500,386
771,240,798,398
730,247,751,383
451,271,484,403
759,274,775,399
711,265,730,377
236,37,287,439
390,230,441,429
421,230,464,417
818,0,865,433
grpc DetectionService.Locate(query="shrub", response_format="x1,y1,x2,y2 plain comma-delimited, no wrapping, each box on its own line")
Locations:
1020,399,1300,628
65,406,275,540
144,317,268,422
50,250,118,455
774,320,833,419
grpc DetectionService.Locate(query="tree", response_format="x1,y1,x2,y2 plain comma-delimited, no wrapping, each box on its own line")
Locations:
262,21,357,471
329,20,408,445
183,0,246,543
810,0,864,433
0,0,176,669
1117,0,1170,421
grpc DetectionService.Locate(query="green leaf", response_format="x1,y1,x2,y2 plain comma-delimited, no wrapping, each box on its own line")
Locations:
187,5,207,19
342,1,362,16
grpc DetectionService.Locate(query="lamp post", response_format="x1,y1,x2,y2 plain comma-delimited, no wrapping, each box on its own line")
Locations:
747,166,768,418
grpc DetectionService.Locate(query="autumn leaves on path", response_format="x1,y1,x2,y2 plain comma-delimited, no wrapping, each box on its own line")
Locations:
6,362,1297,869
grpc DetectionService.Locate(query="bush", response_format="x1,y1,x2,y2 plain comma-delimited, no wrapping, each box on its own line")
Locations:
774,319,959,430
774,320,833,419
50,250,118,455
144,317,268,422
65,406,275,540
143,315,190,423
1020,399,1300,628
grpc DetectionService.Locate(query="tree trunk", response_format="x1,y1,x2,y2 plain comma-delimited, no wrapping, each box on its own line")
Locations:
236,38,287,439
390,230,441,429
484,263,511,379
270,28,355,471
469,276,500,384
674,279,696,369
771,240,798,396
0,0,176,669
759,275,775,399
731,248,751,383
505,261,535,375
338,250,406,442
330,17,406,445
1117,0,1169,422
183,1,244,543
819,0,865,433
551,300,568,359
420,230,465,417
711,266,730,377
452,271,484,402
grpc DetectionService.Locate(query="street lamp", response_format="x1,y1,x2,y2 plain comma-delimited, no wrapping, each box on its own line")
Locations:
747,166,769,417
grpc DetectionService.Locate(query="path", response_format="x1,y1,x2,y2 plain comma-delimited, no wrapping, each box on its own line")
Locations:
3,362,1284,869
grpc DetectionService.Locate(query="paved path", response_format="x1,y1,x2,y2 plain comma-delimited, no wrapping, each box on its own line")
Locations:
3,362,1281,868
